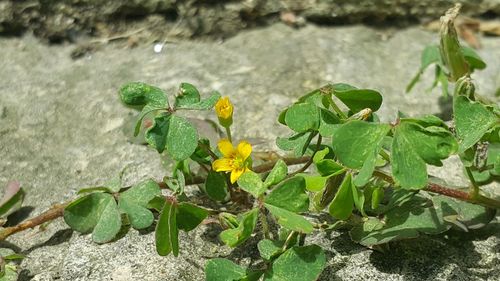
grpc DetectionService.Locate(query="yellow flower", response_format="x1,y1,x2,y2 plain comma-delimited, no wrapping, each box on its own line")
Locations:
212,139,252,183
215,97,233,127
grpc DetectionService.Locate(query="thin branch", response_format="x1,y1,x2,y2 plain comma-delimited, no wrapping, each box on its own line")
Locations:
0,202,68,241
373,169,500,209
288,136,322,177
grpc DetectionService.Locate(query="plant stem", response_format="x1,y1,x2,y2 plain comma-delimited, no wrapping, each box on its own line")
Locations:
224,126,232,143
198,140,218,161
258,199,270,240
282,231,296,251
326,95,348,119
379,150,391,163
252,156,310,174
373,170,500,209
288,135,322,177
0,202,68,241
464,166,480,199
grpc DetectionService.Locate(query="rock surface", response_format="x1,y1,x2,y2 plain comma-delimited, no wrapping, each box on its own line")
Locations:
1,0,500,41
0,23,499,280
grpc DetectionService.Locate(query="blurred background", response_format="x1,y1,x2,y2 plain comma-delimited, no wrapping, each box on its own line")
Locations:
0,1,500,280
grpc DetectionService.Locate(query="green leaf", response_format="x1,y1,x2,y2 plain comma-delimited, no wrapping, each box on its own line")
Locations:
237,171,266,198
391,121,458,189
166,115,199,160
406,45,441,93
329,173,354,220
145,115,199,160
432,195,496,230
284,103,320,132
205,258,247,281
133,106,165,137
174,83,200,108
0,182,25,218
331,83,383,113
176,202,209,232
77,187,111,195
119,82,168,108
453,95,498,152
332,121,391,169
371,187,384,210
176,92,221,110
220,208,259,247
263,245,326,281
258,239,283,260
64,193,121,243
318,108,341,137
92,197,122,243
155,200,179,256
264,160,288,188
301,174,328,192
205,171,229,201
461,46,486,70
265,177,309,213
118,179,161,229
350,193,449,246
264,203,313,233
145,114,171,153
276,132,315,157
315,159,344,177
351,184,366,217
147,195,166,212
331,121,390,186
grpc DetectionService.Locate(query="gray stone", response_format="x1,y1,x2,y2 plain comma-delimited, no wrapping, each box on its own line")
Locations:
0,23,499,280
1,0,500,42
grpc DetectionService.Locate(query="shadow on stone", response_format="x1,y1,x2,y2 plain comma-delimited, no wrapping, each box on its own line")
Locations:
18,269,34,281
4,206,35,226
24,228,73,254
368,222,500,280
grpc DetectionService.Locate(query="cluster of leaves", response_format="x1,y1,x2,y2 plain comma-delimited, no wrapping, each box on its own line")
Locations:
7,5,493,281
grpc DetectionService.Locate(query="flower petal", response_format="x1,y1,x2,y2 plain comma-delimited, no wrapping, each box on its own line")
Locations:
218,139,235,157
212,159,233,172
230,168,245,184
237,140,252,160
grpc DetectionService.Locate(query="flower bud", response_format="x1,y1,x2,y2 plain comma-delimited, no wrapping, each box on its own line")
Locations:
215,96,233,127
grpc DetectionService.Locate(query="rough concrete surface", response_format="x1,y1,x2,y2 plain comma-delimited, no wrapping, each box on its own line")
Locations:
1,0,500,42
0,23,499,280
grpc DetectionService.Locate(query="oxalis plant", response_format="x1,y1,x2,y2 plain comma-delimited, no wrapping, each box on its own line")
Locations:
0,5,499,281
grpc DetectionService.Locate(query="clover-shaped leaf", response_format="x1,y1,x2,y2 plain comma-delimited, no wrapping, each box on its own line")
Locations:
176,202,209,232
328,173,354,220
146,115,199,160
331,121,391,186
264,203,313,234
205,258,253,281
391,121,458,189
265,177,309,213
349,193,450,246
263,159,288,188
119,82,168,108
453,95,498,152
237,171,266,198
277,132,316,157
330,83,383,113
118,179,161,230
205,171,229,201
284,103,320,133
174,83,200,108
263,245,326,281
64,193,122,243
